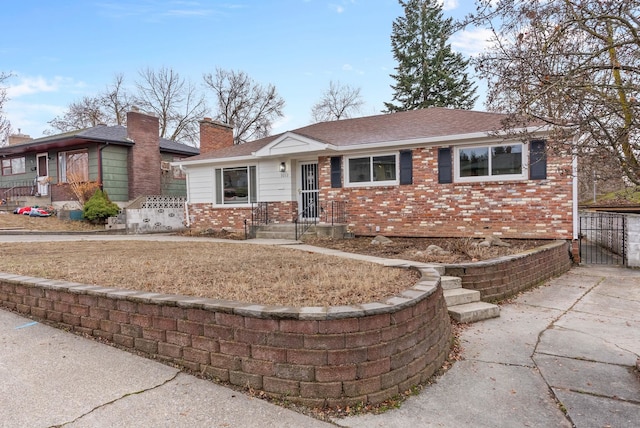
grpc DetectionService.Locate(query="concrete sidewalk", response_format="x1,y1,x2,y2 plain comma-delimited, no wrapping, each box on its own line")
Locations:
1,234,639,427
336,265,640,428
0,308,332,428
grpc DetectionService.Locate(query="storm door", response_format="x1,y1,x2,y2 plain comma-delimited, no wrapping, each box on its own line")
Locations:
299,162,319,219
36,153,49,196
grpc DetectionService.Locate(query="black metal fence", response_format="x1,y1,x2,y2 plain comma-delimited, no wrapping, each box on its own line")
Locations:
579,212,627,266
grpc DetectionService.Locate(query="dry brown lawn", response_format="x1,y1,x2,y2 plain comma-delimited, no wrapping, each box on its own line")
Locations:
0,240,419,307
0,211,103,231
0,212,546,307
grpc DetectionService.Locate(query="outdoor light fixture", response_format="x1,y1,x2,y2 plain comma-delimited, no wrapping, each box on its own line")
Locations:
279,161,286,172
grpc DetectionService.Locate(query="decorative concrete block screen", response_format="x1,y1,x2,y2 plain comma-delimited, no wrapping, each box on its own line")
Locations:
126,196,186,234
0,266,452,408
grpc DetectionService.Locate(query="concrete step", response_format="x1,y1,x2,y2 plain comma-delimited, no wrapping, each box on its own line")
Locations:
257,224,295,231
255,230,297,240
448,301,500,323
440,275,462,290
443,288,481,306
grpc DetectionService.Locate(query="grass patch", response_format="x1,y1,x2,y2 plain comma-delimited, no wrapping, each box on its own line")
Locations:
0,241,419,307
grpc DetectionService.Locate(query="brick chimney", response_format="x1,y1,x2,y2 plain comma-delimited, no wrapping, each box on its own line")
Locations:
127,109,161,199
8,131,32,145
199,118,234,154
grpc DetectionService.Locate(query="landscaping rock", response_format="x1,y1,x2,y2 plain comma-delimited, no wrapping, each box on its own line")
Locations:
479,236,511,248
426,245,451,256
371,235,393,245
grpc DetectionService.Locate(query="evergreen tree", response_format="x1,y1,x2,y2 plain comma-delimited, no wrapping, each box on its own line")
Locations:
384,0,477,112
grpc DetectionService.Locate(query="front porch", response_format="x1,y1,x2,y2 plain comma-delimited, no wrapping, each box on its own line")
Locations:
186,200,349,240
1,179,52,212
248,200,348,240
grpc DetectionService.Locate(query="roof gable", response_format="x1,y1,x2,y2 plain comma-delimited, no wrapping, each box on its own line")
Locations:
253,132,331,157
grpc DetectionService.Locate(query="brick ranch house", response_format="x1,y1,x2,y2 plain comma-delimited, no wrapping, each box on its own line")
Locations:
175,108,578,241
0,109,199,208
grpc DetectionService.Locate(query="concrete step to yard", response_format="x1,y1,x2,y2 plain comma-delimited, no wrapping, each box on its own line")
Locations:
440,275,462,290
447,301,501,323
255,230,297,240
443,288,481,306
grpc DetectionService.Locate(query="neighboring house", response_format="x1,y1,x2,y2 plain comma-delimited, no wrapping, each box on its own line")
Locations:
0,110,199,207
176,108,577,240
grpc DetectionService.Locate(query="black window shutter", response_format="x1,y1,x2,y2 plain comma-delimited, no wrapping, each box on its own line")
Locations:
438,147,453,184
330,156,342,188
529,140,547,180
399,150,413,185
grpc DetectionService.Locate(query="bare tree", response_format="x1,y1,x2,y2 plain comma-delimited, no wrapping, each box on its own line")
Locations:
203,68,285,144
0,72,12,145
47,74,132,134
47,96,107,133
468,0,640,184
102,73,131,126
135,67,207,146
311,81,364,122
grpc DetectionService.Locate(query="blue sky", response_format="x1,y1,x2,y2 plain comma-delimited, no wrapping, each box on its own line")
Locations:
2,0,491,140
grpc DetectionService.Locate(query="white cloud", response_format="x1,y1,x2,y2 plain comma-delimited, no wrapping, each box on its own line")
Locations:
329,4,345,13
439,0,459,11
451,27,494,56
4,75,88,137
7,76,68,98
5,101,66,137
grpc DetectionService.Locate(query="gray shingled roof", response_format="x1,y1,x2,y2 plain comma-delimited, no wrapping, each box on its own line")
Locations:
1,125,199,156
185,108,519,162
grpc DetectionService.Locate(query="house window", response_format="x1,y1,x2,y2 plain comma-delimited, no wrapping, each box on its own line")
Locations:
1,157,26,176
346,154,397,186
215,166,257,204
172,157,186,179
455,143,525,182
58,150,89,182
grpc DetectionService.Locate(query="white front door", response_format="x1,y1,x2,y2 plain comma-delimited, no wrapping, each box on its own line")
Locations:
36,153,49,196
299,162,319,219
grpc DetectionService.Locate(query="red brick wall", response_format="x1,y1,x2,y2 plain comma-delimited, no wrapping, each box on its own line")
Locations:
0,267,452,408
127,111,161,199
318,145,574,240
188,202,297,232
187,144,573,240
445,240,573,301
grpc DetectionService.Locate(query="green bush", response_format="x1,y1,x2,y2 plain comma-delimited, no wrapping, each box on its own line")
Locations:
83,189,120,223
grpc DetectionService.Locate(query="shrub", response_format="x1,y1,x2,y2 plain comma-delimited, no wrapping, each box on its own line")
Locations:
83,189,120,223
65,172,100,206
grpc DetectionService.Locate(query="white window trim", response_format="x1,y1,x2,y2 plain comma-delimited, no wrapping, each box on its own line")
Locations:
454,142,528,183
213,165,258,207
344,152,399,187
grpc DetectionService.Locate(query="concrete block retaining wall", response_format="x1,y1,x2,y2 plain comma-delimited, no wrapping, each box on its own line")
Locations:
444,240,573,302
0,266,451,408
